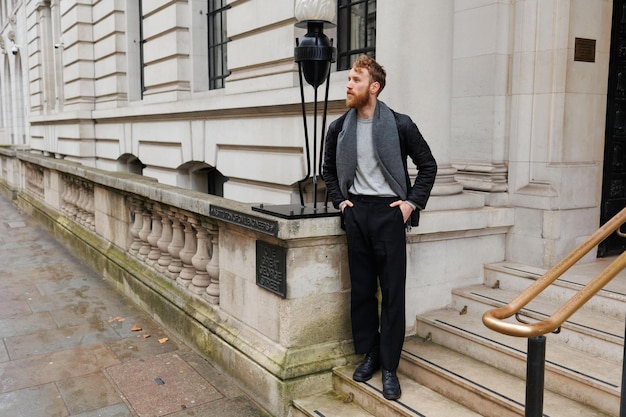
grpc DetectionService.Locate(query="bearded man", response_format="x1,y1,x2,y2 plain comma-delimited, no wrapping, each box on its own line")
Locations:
322,55,437,400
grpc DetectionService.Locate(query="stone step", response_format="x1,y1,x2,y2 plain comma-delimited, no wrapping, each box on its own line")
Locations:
416,307,621,415
292,391,375,417
332,365,483,417
294,366,483,417
484,261,626,320
401,336,613,417
450,284,624,362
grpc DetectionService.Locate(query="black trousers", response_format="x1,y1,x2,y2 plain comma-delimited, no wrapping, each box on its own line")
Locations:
344,195,407,371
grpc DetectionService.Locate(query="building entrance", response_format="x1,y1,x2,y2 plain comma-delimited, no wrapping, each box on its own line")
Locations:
601,0,626,256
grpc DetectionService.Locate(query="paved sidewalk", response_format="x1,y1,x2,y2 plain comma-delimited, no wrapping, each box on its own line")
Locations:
0,193,272,417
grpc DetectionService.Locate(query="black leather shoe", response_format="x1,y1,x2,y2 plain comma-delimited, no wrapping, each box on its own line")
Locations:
382,369,401,400
352,351,380,382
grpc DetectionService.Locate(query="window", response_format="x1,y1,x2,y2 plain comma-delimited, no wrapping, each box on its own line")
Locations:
208,0,230,90
138,0,146,98
337,0,377,71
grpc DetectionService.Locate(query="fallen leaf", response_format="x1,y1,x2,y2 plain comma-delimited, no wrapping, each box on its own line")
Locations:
142,334,151,338
158,337,169,344
131,325,142,332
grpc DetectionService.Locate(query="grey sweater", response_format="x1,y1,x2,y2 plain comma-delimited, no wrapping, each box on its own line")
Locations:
349,117,397,197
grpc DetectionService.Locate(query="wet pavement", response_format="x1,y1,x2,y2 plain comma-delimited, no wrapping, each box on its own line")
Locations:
0,193,272,417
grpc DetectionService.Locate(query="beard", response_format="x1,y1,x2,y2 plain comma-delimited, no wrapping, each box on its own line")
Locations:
346,90,369,109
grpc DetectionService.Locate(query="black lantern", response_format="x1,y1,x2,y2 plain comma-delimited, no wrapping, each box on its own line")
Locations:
253,0,339,219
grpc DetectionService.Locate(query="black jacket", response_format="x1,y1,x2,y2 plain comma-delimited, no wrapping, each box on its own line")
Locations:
322,107,437,227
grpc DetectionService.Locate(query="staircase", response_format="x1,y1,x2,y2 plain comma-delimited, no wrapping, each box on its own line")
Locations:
293,258,626,417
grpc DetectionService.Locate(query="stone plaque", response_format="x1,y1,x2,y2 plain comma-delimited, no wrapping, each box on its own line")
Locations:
574,38,596,63
256,241,287,298
209,205,278,236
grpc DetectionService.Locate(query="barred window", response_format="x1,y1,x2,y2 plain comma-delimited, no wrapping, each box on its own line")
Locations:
208,0,230,90
139,0,146,98
337,0,377,71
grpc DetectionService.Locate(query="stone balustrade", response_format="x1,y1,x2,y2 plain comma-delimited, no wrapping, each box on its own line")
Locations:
23,155,223,304
124,198,221,302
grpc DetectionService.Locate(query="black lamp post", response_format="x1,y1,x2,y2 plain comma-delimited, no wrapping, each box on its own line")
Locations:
253,0,339,219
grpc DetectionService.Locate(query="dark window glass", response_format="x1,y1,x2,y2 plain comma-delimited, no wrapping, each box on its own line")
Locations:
208,0,230,90
139,0,146,97
337,0,376,70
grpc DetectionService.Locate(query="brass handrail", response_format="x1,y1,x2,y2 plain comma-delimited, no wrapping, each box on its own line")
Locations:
483,207,626,338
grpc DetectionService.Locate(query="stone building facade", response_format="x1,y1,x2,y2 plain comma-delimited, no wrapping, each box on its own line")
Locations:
0,0,619,317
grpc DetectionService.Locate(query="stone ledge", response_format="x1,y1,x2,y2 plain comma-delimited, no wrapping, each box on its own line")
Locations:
415,206,515,236
16,150,343,241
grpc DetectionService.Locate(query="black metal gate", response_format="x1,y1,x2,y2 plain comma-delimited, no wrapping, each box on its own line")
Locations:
601,0,626,257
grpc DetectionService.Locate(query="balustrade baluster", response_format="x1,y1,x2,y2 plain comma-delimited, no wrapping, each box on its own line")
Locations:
68,179,79,218
84,183,95,230
176,215,197,287
205,226,220,304
61,176,71,213
73,179,83,222
137,205,152,261
146,205,162,266
75,181,87,224
166,211,185,280
190,221,211,294
128,198,143,257
155,206,173,273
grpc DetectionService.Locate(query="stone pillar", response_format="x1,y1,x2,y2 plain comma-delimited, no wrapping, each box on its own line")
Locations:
30,1,53,113
378,1,480,210
450,1,512,198
50,0,64,109
58,0,94,111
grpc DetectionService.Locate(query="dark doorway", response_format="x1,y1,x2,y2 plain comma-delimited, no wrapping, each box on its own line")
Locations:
600,0,626,256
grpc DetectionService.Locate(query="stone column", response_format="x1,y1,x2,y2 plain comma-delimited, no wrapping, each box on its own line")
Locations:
31,1,54,112
505,0,610,266
449,2,512,198
378,1,462,199
50,0,64,108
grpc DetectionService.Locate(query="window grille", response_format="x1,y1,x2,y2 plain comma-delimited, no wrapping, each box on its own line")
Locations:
208,0,230,90
337,0,377,71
